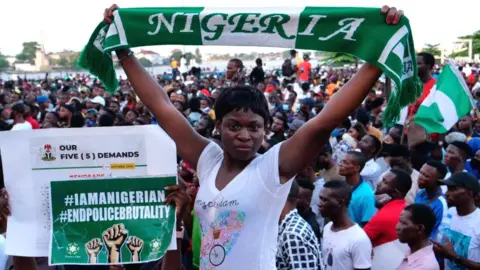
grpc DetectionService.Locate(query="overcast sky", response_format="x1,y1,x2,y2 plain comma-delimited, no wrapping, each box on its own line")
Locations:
1,0,478,56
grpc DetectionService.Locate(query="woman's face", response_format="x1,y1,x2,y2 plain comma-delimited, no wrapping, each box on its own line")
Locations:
348,127,360,140
217,109,265,161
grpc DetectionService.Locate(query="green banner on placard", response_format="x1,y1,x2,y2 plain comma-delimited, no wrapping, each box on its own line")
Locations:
49,176,176,265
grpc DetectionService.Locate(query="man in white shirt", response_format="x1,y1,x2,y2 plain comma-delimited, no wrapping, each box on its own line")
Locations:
433,172,480,269
10,103,32,131
358,135,382,190
319,180,372,270
179,55,188,81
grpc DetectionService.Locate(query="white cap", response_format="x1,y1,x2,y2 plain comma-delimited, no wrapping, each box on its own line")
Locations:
90,96,106,107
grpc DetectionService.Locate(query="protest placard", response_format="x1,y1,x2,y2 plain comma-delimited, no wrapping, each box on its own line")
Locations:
49,176,176,265
0,126,177,257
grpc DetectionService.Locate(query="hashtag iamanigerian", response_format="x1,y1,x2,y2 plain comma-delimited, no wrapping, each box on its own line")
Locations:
64,195,74,206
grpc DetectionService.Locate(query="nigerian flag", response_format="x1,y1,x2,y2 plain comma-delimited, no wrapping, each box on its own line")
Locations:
414,61,475,134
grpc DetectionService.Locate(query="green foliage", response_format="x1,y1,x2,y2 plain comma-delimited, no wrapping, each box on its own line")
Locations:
170,49,182,61
16,41,40,64
450,30,480,57
423,44,441,56
194,48,202,63
322,52,356,66
139,57,153,67
0,51,9,70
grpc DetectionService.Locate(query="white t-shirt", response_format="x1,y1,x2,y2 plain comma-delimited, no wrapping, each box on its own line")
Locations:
179,57,188,73
322,222,372,270
441,207,480,269
194,142,293,270
11,122,32,130
360,159,382,190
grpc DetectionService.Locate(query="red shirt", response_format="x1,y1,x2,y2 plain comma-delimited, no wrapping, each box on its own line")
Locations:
407,78,436,118
298,61,311,82
25,116,40,129
363,199,406,247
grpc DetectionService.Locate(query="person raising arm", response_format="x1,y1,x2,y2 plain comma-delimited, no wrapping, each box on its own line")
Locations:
105,5,209,169
278,6,403,183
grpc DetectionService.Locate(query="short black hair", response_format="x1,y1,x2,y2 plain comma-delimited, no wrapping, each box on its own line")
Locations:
323,180,352,206
387,144,410,159
320,143,333,155
450,141,473,159
425,160,448,179
404,203,436,236
368,134,382,156
189,97,201,112
11,102,26,114
229,58,244,71
214,85,270,127
418,52,435,69
356,109,371,125
390,169,412,196
347,151,368,171
98,113,114,127
287,180,299,203
295,177,315,191
70,112,85,128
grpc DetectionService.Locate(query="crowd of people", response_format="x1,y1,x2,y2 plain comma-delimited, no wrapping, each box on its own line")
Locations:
0,4,480,270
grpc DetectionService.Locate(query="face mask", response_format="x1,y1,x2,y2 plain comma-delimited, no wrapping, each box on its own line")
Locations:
5,119,13,125
187,93,193,100
282,104,289,111
295,103,301,112
311,108,317,117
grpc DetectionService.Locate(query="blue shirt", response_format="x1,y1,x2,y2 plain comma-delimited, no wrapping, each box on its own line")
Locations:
348,178,376,225
465,161,480,179
414,189,448,239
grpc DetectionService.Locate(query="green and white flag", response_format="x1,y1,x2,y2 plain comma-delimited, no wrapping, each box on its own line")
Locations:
414,61,475,134
78,7,423,124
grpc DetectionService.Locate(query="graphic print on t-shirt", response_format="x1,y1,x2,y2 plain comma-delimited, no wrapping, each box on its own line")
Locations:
445,229,472,269
198,210,246,269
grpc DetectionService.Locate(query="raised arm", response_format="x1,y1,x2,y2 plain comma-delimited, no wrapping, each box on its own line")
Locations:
105,5,209,168
278,6,403,182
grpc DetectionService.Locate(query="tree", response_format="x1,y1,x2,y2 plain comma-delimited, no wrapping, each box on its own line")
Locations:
58,57,69,67
170,49,183,61
139,57,153,67
67,52,80,68
194,48,202,63
16,41,40,64
0,51,9,70
423,44,441,56
322,52,356,66
450,30,480,58
184,52,194,62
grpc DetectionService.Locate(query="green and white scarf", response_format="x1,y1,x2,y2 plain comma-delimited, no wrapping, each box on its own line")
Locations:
78,7,422,124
